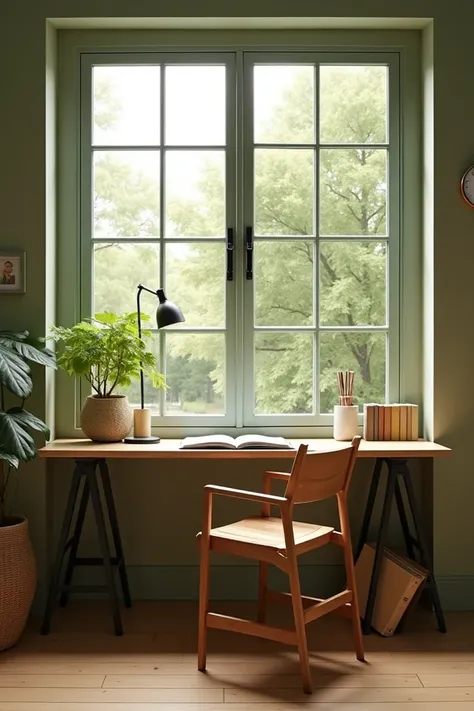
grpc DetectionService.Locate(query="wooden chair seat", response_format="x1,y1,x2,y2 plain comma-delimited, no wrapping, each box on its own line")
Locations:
197,437,364,694
209,516,334,551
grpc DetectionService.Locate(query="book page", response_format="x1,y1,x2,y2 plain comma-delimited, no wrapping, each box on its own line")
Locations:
180,435,236,449
234,434,293,449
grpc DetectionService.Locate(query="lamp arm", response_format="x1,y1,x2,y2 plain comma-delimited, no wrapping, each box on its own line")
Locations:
137,283,159,298
136,285,146,409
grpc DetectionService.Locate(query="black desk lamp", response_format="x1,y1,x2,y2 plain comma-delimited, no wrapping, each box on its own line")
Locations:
124,285,184,444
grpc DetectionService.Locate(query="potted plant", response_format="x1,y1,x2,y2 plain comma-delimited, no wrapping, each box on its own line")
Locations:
0,330,56,650
51,312,165,443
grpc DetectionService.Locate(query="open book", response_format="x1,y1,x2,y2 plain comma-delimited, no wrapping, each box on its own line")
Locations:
179,434,294,450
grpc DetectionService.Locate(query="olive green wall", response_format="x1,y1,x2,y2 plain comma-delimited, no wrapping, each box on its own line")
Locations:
1,1,473,608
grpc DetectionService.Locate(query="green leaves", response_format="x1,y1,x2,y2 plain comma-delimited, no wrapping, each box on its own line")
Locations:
0,331,57,398
0,344,33,398
0,451,20,470
0,409,42,462
51,311,166,398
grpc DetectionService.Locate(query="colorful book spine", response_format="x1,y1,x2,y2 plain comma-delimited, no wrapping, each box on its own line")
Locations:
363,404,375,440
391,405,400,440
383,406,392,441
362,403,419,441
378,405,385,441
411,404,419,440
399,405,408,441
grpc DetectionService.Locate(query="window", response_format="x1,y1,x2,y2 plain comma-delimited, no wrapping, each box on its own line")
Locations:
78,47,402,431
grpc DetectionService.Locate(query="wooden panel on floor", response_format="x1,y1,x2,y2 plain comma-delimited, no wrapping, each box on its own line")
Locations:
102,672,421,689
3,704,474,711
0,674,104,688
224,686,474,703
2,704,474,711
5,603,474,710
0,688,223,703
420,675,474,688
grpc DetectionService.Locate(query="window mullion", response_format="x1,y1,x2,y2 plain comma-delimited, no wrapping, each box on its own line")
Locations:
158,63,166,417
315,61,321,417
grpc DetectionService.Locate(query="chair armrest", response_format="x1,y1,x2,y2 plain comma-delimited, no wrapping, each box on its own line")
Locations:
204,484,286,506
264,470,291,482
261,471,291,516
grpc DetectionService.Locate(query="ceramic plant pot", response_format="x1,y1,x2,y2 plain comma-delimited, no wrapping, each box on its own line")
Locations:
80,395,133,442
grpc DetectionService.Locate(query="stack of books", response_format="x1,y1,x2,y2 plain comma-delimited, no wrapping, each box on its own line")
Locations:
363,404,419,441
355,542,427,636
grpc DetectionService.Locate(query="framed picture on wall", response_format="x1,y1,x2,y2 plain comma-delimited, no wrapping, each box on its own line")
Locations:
0,250,26,294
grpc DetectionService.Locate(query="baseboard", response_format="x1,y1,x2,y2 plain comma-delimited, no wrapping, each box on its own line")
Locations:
31,564,344,613
438,575,474,610
31,567,474,617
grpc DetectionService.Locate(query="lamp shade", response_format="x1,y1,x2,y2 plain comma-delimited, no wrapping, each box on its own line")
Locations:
155,288,185,329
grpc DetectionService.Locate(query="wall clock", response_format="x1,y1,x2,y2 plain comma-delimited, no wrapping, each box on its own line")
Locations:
461,165,474,207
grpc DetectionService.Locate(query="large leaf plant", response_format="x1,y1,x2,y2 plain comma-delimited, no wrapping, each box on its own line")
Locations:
50,312,166,397
0,331,56,525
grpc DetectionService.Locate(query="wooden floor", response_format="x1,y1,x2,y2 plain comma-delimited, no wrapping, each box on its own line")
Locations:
1,601,474,709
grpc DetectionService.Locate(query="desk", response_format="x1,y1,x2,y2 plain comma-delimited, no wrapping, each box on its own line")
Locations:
39,438,450,637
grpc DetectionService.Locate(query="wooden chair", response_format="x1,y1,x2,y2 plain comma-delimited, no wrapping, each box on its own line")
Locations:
196,436,364,693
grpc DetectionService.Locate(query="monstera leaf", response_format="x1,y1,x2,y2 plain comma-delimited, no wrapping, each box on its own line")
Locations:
0,408,50,462
0,332,56,368
0,450,20,470
0,331,56,398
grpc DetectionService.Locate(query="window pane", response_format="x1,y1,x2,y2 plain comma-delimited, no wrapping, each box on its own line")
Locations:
93,243,160,319
319,332,386,413
165,151,225,238
320,65,387,144
93,66,160,146
165,65,226,146
93,151,160,238
254,332,313,414
320,149,387,236
320,241,386,326
255,241,313,326
254,65,315,144
165,333,225,415
255,149,314,236
165,242,225,327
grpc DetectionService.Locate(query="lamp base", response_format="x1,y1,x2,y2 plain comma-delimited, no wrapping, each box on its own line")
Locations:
123,435,160,444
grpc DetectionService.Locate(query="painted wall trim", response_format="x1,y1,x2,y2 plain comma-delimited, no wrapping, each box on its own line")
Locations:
49,17,431,31
32,566,474,613
438,576,474,612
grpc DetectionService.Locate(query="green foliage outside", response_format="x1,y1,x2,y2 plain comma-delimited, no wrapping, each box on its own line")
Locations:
92,65,389,416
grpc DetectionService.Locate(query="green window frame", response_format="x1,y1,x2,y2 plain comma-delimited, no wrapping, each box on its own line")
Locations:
56,30,421,438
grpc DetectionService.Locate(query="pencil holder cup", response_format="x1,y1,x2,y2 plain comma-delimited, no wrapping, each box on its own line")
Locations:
333,405,358,441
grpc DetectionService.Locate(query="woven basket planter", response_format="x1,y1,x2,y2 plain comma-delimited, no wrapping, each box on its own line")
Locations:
80,395,133,442
0,517,36,651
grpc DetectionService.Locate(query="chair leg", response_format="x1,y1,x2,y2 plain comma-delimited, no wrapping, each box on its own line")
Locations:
287,555,312,694
197,534,211,671
344,548,365,662
338,492,365,662
257,561,268,623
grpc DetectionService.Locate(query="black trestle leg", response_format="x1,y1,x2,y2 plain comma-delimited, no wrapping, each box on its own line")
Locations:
60,476,90,607
41,464,84,634
401,463,447,633
88,466,123,636
98,460,132,608
394,473,416,561
356,457,383,561
362,461,397,635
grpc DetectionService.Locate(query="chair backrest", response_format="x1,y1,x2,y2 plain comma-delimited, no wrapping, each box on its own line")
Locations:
284,436,361,504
